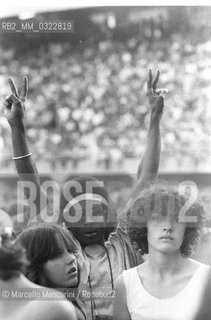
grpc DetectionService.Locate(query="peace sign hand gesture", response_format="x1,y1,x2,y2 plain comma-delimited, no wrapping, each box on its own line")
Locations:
3,76,28,125
147,69,168,120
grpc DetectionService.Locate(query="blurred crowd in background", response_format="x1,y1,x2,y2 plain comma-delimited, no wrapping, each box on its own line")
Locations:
0,6,211,228
0,7,211,172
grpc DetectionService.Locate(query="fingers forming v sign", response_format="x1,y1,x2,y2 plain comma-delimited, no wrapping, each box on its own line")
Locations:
147,69,168,106
149,69,160,94
3,76,28,122
8,76,28,102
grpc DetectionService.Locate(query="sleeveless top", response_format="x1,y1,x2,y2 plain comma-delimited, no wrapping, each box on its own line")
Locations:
122,264,210,320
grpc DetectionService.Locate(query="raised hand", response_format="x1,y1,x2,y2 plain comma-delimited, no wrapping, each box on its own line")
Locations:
147,69,168,119
3,76,28,124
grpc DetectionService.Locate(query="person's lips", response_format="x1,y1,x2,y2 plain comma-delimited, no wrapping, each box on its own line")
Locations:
84,230,98,238
160,235,174,240
67,267,77,278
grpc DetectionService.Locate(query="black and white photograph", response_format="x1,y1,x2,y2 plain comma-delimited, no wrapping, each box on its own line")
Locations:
0,1,211,320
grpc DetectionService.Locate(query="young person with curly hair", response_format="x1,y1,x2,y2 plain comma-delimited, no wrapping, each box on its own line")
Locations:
113,184,211,320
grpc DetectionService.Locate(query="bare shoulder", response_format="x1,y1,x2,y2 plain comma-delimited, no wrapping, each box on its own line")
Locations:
186,258,210,271
183,258,210,279
24,282,76,319
1,299,76,320
46,300,76,320
30,299,76,320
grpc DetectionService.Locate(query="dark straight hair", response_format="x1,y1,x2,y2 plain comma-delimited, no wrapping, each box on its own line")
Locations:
16,223,78,286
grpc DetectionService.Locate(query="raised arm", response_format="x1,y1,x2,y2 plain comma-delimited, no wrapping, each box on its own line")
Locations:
134,69,167,199
3,77,51,218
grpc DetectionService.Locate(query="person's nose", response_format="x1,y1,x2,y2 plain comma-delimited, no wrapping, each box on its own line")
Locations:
65,253,77,273
65,252,76,265
162,217,174,233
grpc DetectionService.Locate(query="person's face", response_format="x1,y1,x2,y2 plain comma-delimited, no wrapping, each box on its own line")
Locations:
69,200,107,247
147,211,186,255
43,240,78,288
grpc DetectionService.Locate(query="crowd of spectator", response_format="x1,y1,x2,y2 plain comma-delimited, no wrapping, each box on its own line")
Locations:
0,33,211,172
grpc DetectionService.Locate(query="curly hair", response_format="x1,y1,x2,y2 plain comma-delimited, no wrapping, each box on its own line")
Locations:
16,223,78,287
127,183,206,256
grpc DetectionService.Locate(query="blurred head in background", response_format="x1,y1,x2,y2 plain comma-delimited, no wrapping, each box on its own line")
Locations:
0,209,28,281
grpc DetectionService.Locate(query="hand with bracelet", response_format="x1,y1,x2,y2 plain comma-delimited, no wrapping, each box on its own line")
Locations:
3,76,50,219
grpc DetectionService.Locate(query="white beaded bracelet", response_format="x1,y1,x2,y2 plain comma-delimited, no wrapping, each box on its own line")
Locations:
12,153,32,160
